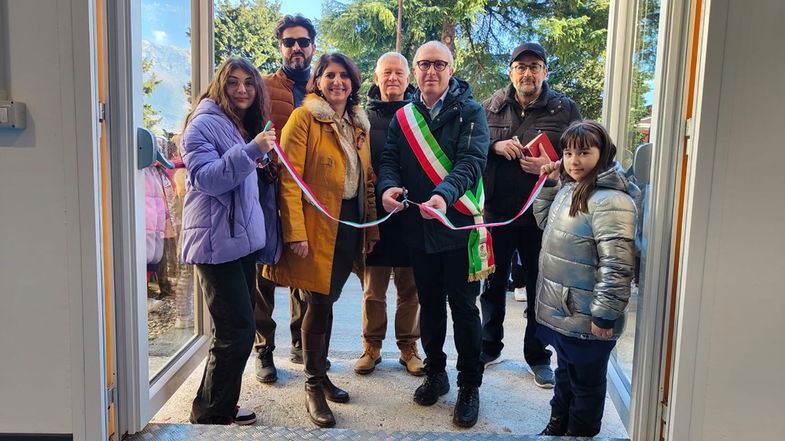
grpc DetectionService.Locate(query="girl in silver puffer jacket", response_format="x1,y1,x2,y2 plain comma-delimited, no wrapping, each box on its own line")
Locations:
533,121,638,437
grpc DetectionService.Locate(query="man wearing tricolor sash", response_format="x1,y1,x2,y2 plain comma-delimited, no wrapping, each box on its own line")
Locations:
378,41,490,428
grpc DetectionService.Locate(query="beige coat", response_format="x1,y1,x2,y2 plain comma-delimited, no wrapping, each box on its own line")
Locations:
264,94,379,294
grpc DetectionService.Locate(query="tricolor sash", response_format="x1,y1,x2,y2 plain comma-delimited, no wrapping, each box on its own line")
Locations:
396,103,495,281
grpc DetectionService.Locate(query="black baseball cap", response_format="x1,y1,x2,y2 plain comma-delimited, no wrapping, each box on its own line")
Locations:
509,42,547,65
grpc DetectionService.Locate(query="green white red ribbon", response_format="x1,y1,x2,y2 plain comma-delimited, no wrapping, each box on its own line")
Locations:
270,119,549,278
271,139,397,229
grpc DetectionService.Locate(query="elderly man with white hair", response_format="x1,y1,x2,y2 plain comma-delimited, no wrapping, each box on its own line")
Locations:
354,52,424,377
378,41,490,428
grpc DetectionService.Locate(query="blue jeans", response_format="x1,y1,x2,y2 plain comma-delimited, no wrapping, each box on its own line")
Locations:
550,337,614,436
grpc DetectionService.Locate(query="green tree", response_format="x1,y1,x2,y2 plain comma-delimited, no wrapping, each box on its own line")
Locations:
318,0,610,118
623,0,659,167
213,0,283,73
142,57,163,133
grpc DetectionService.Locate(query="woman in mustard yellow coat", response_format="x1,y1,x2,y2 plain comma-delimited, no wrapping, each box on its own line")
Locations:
264,53,378,428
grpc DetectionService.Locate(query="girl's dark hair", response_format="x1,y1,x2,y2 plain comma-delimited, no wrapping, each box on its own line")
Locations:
307,53,362,109
183,57,270,142
559,120,617,216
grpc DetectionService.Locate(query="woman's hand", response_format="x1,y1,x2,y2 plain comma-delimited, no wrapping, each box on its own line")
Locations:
254,129,277,154
540,160,561,181
365,240,378,254
591,322,613,339
289,241,309,258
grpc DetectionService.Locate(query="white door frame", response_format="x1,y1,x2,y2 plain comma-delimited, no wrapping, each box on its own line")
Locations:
106,0,212,435
602,0,696,436
62,0,109,440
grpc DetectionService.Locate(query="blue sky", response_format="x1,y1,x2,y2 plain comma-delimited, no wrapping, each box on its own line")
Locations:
279,0,322,21
141,0,325,50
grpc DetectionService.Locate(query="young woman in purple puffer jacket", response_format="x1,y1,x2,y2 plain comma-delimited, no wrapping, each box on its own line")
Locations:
180,57,276,426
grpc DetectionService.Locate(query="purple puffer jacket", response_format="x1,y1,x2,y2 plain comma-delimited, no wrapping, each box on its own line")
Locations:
180,98,266,264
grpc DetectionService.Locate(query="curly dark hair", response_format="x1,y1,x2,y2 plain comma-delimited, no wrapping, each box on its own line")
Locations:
183,57,270,143
307,53,362,109
274,14,316,41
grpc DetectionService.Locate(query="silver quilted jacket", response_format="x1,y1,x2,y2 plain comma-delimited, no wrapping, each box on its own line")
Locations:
533,165,638,340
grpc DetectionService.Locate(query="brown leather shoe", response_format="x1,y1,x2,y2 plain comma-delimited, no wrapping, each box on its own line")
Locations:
354,343,381,374
399,343,425,376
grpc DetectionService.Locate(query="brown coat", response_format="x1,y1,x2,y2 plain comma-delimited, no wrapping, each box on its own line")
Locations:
263,94,379,294
262,68,295,139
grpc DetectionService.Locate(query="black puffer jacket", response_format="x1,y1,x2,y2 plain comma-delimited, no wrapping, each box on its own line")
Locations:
378,77,490,253
482,82,581,226
365,84,416,267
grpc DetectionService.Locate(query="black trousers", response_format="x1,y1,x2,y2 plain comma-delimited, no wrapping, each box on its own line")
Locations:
410,247,483,387
190,252,257,424
551,345,613,436
479,224,552,366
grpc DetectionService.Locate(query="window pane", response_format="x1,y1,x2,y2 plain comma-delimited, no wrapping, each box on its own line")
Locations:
141,0,196,381
613,0,660,384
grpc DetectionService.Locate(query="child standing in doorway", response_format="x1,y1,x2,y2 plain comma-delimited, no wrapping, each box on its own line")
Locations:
533,120,638,437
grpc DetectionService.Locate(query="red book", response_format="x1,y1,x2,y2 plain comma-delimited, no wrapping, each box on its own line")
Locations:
521,132,559,161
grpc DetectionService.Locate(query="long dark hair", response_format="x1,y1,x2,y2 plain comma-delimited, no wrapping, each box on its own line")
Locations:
559,120,617,216
307,53,362,109
183,57,270,142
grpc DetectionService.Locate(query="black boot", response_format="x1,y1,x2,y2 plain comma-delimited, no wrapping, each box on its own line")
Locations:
322,375,349,403
413,371,450,406
254,345,277,383
303,349,335,428
539,410,569,435
452,385,480,428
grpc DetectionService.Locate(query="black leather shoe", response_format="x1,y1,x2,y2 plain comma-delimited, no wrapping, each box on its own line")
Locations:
322,375,349,403
452,386,480,428
255,346,277,383
413,371,449,406
539,412,568,435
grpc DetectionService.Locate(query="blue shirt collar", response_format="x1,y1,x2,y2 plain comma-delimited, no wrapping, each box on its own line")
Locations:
420,88,449,119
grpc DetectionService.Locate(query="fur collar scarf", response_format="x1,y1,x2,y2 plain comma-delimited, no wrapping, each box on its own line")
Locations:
303,93,370,134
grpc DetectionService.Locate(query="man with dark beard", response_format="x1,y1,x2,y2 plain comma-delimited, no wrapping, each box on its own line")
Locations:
254,14,318,384
479,42,581,389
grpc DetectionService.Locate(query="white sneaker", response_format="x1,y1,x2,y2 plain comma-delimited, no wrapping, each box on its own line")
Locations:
513,287,527,302
233,407,257,425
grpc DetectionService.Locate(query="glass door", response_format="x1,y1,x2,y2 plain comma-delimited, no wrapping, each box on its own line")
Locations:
140,0,198,383
603,0,664,430
109,0,212,435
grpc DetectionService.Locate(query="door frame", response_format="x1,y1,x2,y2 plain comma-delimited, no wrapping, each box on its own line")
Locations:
107,0,212,435
601,0,696,436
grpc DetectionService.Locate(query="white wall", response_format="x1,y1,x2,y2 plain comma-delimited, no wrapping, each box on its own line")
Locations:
670,0,785,440
0,0,102,436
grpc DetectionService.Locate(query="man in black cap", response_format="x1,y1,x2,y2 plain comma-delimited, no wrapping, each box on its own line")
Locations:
479,42,581,388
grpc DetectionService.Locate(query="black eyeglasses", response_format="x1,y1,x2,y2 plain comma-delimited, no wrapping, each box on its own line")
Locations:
511,63,544,74
281,37,312,48
415,60,450,72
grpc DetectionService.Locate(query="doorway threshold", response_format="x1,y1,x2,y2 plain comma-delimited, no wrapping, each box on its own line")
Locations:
127,423,630,441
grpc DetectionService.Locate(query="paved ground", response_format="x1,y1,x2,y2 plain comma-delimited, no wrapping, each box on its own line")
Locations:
152,274,628,438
